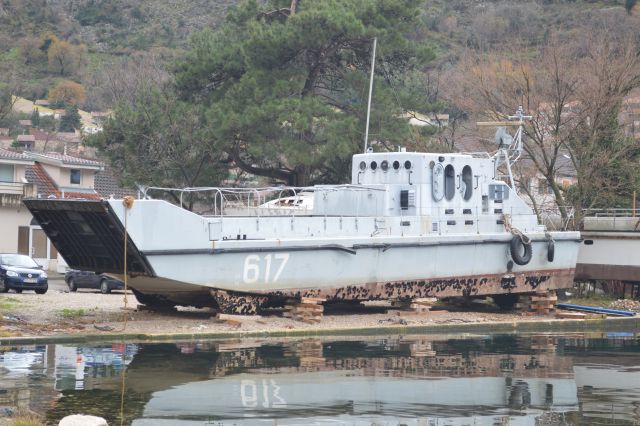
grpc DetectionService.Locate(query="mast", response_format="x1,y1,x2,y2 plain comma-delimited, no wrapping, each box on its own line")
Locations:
363,37,377,153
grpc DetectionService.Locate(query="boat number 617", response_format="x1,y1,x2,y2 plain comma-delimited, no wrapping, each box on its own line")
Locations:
243,253,290,284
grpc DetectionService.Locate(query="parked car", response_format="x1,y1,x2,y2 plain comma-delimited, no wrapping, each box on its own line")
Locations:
65,270,124,294
0,253,48,294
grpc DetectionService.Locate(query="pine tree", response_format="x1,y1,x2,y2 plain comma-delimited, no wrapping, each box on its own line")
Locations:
30,109,40,128
59,105,80,132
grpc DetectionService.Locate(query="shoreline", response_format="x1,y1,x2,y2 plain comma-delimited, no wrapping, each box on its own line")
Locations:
1,315,638,346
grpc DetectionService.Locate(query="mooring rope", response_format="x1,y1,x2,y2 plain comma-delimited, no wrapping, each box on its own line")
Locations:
502,213,531,245
119,196,134,426
119,196,134,331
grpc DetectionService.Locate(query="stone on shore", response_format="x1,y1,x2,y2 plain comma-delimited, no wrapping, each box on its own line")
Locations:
59,414,108,426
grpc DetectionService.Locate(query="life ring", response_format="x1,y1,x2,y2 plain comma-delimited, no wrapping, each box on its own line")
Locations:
510,235,532,265
547,239,555,262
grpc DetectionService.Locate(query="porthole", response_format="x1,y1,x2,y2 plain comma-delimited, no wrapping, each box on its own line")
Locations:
444,164,455,200
359,161,366,171
370,161,378,170
393,160,400,170
462,165,473,200
404,160,412,170
381,160,389,171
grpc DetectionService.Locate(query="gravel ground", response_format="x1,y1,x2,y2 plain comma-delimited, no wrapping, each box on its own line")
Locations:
0,279,539,339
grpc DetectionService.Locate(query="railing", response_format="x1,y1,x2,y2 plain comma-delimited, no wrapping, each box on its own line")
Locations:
0,182,36,207
0,181,26,195
140,185,385,217
583,208,640,218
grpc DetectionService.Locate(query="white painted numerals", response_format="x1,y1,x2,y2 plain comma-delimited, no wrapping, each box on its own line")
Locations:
242,253,290,284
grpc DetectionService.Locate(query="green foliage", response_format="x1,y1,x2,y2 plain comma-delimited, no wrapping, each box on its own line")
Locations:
174,0,435,185
38,115,56,131
59,105,81,132
0,296,22,312
76,0,124,27
30,109,40,127
625,0,637,14
87,87,229,209
58,308,86,318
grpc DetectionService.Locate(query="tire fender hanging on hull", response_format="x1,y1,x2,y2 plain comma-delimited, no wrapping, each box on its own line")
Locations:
510,235,532,265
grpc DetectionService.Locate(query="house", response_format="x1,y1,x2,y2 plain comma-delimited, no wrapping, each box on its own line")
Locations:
34,99,50,107
18,119,32,129
16,134,35,151
0,148,38,264
0,149,104,271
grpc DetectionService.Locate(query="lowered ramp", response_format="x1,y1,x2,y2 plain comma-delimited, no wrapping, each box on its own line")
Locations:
23,199,154,276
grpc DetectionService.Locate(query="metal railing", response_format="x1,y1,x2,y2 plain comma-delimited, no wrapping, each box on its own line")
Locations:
140,184,385,217
583,208,640,218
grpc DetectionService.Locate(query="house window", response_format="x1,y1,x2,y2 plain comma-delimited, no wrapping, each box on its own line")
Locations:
70,169,81,184
538,178,552,194
0,164,14,182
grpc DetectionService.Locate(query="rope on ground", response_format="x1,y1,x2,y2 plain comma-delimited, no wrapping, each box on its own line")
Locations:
502,213,531,244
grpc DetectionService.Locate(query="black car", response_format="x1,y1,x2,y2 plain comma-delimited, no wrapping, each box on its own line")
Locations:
65,270,125,294
0,253,48,294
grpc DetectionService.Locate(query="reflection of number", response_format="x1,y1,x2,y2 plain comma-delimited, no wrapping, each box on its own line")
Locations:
241,379,287,408
241,380,257,407
242,253,289,284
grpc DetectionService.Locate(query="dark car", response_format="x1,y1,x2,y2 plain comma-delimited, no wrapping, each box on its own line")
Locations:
0,253,48,294
65,270,124,294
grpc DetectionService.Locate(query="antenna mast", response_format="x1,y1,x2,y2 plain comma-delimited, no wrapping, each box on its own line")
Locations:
477,106,532,189
363,37,377,153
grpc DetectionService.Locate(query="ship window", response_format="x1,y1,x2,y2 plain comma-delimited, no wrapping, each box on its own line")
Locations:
462,165,473,200
444,164,455,200
359,161,366,171
404,160,412,170
381,160,389,171
370,161,378,170
393,160,400,170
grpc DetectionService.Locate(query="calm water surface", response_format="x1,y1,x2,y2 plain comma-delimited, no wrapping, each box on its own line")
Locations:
1,332,639,425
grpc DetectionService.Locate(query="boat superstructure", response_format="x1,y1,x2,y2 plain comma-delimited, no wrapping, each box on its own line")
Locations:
24,143,581,313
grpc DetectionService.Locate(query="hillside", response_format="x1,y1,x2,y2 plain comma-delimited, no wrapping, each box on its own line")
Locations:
0,0,636,113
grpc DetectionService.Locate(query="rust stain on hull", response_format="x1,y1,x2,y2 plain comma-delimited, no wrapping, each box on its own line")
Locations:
208,268,575,315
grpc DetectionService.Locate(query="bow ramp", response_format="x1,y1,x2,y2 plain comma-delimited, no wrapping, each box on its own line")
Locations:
23,199,154,276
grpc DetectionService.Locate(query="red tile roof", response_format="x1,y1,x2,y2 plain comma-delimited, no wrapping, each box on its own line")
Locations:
30,152,103,168
61,191,102,200
0,148,31,162
29,128,53,141
17,134,35,142
25,163,60,198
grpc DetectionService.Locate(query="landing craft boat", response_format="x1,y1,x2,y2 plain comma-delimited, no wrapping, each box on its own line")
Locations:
23,109,581,314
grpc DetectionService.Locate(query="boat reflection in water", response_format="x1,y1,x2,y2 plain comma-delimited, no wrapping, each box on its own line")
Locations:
0,333,638,425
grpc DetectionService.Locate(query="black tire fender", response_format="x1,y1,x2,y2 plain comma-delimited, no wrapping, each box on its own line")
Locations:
510,235,532,266
547,239,555,262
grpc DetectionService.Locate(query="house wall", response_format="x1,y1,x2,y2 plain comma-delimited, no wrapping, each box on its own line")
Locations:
0,205,32,253
41,163,61,183
55,167,95,189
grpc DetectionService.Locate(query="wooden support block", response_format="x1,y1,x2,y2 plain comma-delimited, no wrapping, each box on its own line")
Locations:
531,296,558,302
556,311,586,319
413,298,438,305
214,313,243,326
301,297,325,304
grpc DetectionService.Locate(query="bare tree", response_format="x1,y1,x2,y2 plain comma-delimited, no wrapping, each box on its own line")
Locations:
445,31,640,223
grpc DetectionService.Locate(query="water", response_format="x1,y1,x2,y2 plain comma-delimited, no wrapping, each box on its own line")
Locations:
1,332,639,425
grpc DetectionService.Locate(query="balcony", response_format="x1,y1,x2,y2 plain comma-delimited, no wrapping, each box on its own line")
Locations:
0,182,36,207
